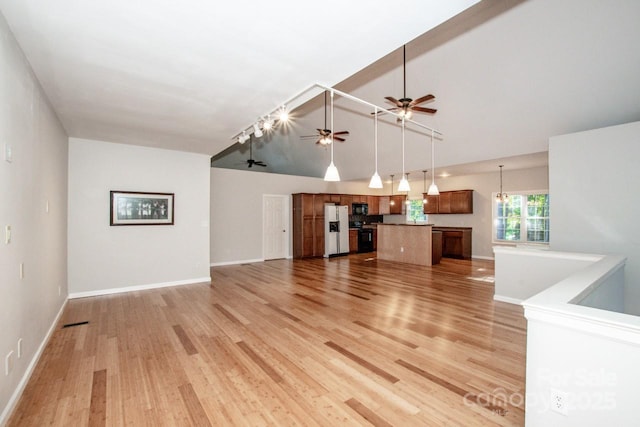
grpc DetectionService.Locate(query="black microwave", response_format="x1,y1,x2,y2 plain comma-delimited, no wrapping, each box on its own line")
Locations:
352,203,368,215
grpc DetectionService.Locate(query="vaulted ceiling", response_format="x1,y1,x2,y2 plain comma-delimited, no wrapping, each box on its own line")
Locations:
2,0,640,182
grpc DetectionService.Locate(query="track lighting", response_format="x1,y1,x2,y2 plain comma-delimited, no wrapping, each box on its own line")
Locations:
237,131,249,144
262,115,274,131
253,123,263,138
278,106,289,123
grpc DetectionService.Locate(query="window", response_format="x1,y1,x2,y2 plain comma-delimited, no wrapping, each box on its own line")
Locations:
493,192,549,244
406,199,427,223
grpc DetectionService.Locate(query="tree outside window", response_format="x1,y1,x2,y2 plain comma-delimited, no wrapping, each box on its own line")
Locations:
494,192,549,244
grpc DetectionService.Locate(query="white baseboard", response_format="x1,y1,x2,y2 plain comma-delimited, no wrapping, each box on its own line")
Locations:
493,295,523,305
472,255,495,261
0,299,68,426
68,276,212,299
210,258,264,267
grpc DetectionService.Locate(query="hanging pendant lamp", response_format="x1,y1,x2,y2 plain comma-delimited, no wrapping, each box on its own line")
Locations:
422,170,428,204
397,118,411,192
427,130,440,195
390,174,395,206
368,107,383,189
496,165,508,202
323,90,340,181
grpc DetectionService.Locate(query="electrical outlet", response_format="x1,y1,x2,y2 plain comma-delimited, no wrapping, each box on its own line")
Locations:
58,286,61,296
46,200,49,213
17,339,23,358
5,351,13,375
400,246,404,252
20,263,24,279
5,225,11,244
550,388,568,415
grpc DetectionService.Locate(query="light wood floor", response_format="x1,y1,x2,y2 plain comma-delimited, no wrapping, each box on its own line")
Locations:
8,254,526,426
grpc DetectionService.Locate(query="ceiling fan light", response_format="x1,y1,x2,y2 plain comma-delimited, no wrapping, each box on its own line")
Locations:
323,161,340,182
397,176,411,192
427,183,440,196
253,123,263,138
368,172,383,189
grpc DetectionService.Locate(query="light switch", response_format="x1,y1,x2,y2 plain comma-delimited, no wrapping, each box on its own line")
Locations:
4,144,12,163
5,225,10,244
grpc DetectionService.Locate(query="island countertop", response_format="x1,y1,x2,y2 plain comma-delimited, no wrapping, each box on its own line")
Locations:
377,223,433,266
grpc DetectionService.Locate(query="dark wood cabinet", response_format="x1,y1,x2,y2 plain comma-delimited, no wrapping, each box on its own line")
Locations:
438,192,451,213
422,190,473,214
340,195,353,214
349,229,358,253
423,195,439,214
433,227,472,259
378,196,390,215
367,196,379,215
372,228,377,251
293,193,326,259
389,195,406,215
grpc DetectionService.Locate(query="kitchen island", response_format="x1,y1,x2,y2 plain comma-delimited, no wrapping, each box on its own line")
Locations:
377,223,434,266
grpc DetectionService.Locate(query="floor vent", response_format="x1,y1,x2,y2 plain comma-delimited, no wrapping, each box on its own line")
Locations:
62,321,89,328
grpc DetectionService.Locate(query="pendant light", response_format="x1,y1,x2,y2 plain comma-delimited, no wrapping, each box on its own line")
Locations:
323,90,340,181
397,118,411,192
427,130,440,195
496,165,509,202
389,174,395,206
368,107,383,189
422,170,428,204
404,173,411,205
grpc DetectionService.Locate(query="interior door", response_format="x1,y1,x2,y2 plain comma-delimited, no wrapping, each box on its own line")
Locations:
263,195,289,260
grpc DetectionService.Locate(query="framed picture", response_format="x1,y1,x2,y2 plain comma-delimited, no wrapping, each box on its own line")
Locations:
110,191,174,226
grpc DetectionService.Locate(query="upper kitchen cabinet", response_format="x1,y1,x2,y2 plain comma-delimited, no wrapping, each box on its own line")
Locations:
340,195,353,214
378,196,390,215
389,195,406,215
423,195,439,214
422,190,473,214
367,196,380,215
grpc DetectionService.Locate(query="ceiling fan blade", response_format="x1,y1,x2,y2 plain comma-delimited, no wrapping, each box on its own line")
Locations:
301,135,318,139
255,162,267,167
333,136,346,142
409,94,435,106
333,131,349,135
412,106,438,114
384,96,403,107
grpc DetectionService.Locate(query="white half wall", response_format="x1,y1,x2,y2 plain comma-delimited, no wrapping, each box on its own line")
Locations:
0,13,68,424
210,167,372,265
68,138,211,295
425,166,549,258
549,121,640,315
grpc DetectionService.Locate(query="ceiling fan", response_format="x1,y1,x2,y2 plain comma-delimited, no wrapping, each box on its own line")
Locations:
245,136,266,168
301,91,349,145
379,45,437,120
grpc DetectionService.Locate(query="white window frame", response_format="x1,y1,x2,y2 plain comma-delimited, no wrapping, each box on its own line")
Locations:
492,189,549,246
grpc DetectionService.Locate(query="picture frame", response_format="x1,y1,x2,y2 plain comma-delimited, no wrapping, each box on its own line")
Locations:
110,191,174,226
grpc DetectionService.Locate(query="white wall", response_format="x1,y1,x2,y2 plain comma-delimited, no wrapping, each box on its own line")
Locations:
494,247,599,304
210,167,373,264
549,121,640,315
68,138,210,296
211,165,548,263
0,14,68,424
424,166,549,258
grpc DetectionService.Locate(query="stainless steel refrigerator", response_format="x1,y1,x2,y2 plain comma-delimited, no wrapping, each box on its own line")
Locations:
324,205,349,257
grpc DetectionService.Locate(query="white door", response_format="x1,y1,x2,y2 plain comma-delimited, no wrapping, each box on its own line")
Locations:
263,195,289,260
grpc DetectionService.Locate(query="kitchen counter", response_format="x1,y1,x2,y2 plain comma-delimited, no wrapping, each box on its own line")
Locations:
377,223,433,266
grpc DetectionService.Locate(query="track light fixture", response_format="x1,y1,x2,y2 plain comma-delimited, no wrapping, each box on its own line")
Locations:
237,131,249,144
253,123,263,138
262,115,274,131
